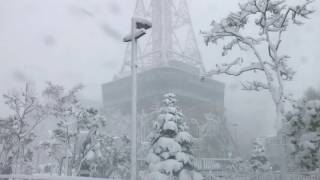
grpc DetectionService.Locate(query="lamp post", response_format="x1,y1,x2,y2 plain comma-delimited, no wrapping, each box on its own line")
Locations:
279,130,288,180
123,16,152,180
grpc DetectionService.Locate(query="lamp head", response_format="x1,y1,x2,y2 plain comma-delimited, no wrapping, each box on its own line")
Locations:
123,29,146,42
134,17,152,30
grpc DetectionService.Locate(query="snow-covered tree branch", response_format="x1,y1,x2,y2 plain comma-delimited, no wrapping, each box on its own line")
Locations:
206,57,265,77
202,0,315,129
241,81,269,91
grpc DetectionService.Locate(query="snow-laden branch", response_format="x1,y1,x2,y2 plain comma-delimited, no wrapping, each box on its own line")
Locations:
241,81,270,91
205,57,264,77
202,0,314,86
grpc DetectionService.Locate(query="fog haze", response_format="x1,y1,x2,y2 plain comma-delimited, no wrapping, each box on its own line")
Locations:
1,0,319,155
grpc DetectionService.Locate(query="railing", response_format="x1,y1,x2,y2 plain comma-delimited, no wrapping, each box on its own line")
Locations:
202,171,320,180
0,174,119,180
194,158,238,171
203,171,249,180
250,172,320,180
139,157,238,171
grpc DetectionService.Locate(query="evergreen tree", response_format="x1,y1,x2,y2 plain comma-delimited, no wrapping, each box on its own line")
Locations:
249,139,270,172
144,93,202,180
286,99,320,171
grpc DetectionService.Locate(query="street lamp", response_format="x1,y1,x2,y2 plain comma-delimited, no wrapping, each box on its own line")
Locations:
123,16,152,180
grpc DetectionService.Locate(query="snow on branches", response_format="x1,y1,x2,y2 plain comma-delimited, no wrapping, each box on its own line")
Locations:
286,98,320,171
42,82,108,176
1,82,45,173
202,0,314,129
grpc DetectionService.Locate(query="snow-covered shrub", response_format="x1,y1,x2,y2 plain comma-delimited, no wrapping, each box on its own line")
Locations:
87,135,130,179
144,93,203,180
249,140,270,172
286,99,320,171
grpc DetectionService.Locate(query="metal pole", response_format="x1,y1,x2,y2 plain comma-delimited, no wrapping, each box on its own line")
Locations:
66,126,69,176
280,131,288,180
130,17,137,180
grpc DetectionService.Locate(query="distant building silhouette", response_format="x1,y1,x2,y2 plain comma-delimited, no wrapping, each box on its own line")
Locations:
102,0,236,159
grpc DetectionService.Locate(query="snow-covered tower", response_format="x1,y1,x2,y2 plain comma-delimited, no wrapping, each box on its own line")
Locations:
102,0,236,159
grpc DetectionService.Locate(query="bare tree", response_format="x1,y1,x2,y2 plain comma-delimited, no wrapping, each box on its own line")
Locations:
2,82,45,173
42,82,107,176
42,82,84,175
202,0,314,129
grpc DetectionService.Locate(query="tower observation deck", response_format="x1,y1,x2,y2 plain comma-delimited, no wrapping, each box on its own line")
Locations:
102,0,236,159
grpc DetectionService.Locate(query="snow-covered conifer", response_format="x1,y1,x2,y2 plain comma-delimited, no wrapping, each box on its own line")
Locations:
145,93,202,180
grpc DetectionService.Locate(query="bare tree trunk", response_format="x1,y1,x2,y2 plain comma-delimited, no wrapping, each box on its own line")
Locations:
105,167,115,178
14,138,22,174
72,121,80,176
58,159,63,176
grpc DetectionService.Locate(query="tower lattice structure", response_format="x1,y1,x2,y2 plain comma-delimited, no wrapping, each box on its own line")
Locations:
103,0,237,160
117,0,205,78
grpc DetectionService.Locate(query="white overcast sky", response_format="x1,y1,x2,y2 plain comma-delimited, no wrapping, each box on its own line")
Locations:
0,0,320,154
